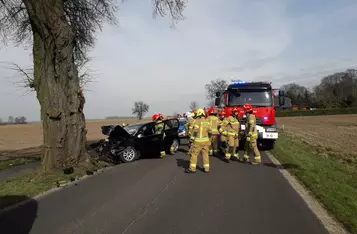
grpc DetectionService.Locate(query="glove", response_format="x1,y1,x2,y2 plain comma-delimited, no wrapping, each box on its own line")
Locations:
246,136,251,142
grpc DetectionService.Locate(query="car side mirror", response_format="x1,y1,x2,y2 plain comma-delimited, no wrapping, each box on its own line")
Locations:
215,97,221,106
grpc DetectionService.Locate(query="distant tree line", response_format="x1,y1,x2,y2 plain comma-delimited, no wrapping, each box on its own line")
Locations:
105,116,137,120
0,116,28,125
281,69,357,108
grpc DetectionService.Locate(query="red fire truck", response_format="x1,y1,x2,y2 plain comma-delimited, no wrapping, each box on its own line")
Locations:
214,80,285,150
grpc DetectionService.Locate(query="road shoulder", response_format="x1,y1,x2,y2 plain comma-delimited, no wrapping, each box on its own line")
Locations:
267,136,351,234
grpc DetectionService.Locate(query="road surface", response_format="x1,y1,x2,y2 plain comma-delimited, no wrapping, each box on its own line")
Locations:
0,145,329,234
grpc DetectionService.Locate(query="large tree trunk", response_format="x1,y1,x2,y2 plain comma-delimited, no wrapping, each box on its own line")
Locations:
24,0,88,172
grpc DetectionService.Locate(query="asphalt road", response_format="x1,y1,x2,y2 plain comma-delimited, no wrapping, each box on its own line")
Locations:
0,145,329,234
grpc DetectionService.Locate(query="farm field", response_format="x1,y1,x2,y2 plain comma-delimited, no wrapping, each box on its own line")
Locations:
277,114,357,159
0,118,148,153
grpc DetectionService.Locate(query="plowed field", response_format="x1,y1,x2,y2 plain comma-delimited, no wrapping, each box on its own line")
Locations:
277,114,357,157
0,119,147,152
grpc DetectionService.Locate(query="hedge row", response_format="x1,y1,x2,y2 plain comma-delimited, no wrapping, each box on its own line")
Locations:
276,107,357,117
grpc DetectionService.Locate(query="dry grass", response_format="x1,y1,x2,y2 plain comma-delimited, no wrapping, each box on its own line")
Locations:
277,114,357,159
0,118,149,152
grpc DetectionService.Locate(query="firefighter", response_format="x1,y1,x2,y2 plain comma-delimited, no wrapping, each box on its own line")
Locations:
207,107,219,156
242,103,261,165
218,110,227,154
186,108,212,173
152,113,166,158
223,106,240,163
187,111,197,156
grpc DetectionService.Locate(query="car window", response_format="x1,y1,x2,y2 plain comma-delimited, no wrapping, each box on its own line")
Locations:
179,119,186,126
153,122,165,134
164,119,179,129
140,125,154,136
124,124,143,135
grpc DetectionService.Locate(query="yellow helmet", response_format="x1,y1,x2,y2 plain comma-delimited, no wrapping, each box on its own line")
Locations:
195,108,205,117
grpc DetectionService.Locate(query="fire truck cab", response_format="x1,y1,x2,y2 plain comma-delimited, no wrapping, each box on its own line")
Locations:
214,80,285,150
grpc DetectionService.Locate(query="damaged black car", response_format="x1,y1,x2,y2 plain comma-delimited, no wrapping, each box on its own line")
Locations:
94,118,181,163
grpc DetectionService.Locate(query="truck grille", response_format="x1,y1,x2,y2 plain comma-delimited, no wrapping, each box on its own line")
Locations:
238,118,262,125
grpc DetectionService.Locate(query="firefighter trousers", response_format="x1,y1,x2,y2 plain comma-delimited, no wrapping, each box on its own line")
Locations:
218,134,227,152
225,134,239,160
189,141,210,172
243,137,261,164
209,134,219,155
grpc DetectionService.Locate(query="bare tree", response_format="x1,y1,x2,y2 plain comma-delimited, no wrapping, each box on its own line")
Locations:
132,101,149,120
8,116,14,123
189,101,198,111
0,0,187,172
205,79,229,100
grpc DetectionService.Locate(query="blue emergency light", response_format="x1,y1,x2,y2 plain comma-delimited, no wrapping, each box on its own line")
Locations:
231,79,247,84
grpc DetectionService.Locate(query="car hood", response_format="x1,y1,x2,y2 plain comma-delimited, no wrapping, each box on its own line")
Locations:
101,125,131,139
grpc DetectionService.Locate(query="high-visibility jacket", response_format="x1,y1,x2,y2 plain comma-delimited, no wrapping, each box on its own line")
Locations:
154,120,164,134
245,114,258,138
190,117,211,143
225,116,240,137
207,115,219,135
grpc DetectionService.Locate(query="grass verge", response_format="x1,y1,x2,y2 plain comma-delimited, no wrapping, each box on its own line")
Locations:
0,156,41,171
0,160,110,210
272,132,357,233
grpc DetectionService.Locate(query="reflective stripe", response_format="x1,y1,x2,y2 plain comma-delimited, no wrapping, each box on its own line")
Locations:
211,129,218,133
190,163,196,167
225,153,231,157
252,133,258,137
194,137,210,142
227,132,236,136
233,154,238,157
203,164,209,168
243,154,249,159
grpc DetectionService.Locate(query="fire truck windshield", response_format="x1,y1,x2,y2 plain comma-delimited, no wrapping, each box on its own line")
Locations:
227,89,272,107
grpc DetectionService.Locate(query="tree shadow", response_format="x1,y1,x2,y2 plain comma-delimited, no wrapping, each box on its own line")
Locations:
263,162,299,169
0,195,38,234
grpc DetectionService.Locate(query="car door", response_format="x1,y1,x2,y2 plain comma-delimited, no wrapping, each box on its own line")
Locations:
163,119,180,147
136,123,164,153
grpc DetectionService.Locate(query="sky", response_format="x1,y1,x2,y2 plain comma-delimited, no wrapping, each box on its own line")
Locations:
1,0,357,121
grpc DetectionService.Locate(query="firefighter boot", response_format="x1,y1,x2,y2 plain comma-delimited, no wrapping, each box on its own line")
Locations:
251,156,262,165
242,154,250,163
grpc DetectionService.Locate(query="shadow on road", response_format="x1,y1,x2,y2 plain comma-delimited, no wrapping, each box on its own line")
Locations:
178,148,188,153
263,162,299,169
0,195,38,234
176,158,189,169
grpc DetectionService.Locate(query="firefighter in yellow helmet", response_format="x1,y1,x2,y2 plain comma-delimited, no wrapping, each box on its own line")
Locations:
218,110,227,154
223,106,240,163
242,104,261,164
152,113,166,158
186,108,212,173
207,107,219,156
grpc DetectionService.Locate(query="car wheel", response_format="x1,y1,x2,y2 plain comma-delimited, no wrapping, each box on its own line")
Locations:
119,146,137,163
169,139,180,155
